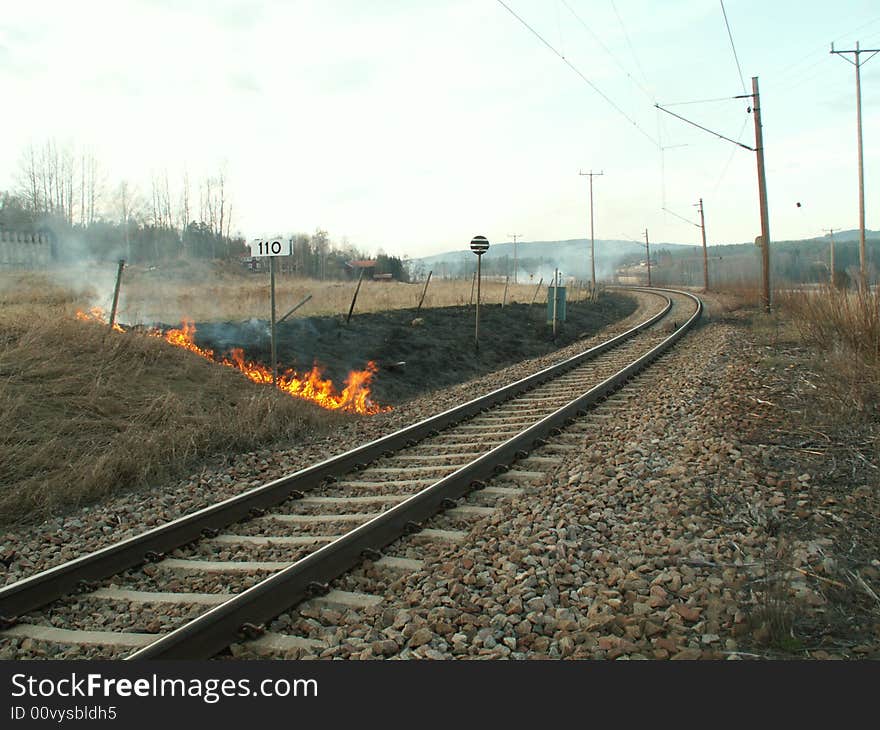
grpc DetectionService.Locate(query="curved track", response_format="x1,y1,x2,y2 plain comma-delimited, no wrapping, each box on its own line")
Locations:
0,287,701,659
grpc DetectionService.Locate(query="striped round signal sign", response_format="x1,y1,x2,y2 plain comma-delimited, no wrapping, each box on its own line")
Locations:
470,235,489,255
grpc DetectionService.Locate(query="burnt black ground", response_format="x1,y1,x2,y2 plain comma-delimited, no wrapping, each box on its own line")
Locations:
190,293,637,406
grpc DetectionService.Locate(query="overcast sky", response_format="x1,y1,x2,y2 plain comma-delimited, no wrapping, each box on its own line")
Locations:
2,0,879,257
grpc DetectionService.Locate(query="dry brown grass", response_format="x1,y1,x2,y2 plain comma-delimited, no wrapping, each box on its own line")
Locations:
0,263,586,324
777,286,880,363
773,286,880,415
0,285,339,523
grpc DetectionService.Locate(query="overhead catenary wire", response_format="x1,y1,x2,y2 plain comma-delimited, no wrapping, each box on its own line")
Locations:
719,0,747,95
659,96,741,107
765,13,880,88
709,113,750,197
662,206,701,229
610,0,652,92
559,0,655,104
495,0,659,147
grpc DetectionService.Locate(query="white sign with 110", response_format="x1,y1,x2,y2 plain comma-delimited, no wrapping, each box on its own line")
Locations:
249,238,291,257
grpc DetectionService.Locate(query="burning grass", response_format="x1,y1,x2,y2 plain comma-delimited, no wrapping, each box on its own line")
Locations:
158,320,389,415
0,304,342,524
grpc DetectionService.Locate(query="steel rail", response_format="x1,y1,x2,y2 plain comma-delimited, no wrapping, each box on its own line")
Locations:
0,291,672,619
128,289,702,659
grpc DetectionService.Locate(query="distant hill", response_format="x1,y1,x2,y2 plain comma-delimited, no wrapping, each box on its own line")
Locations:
809,229,880,242
409,230,880,283
412,238,693,281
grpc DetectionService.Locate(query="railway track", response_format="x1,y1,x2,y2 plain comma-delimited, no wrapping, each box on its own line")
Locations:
0,287,701,659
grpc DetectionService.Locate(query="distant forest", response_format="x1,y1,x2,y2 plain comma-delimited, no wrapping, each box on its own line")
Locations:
0,139,408,281
650,236,880,288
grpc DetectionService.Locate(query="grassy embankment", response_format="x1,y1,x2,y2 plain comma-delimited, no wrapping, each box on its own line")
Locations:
0,264,600,524
746,286,880,653
0,271,343,524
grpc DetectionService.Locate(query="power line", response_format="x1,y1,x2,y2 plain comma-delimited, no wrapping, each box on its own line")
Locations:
495,0,659,147
659,96,740,107
709,113,750,197
662,206,701,229
560,0,654,103
610,0,652,92
770,14,880,83
719,0,747,95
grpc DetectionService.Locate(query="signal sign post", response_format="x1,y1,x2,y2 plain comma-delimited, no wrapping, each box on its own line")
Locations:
470,235,489,351
250,237,292,385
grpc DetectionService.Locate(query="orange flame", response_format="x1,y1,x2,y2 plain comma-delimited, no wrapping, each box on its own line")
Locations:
76,306,125,332
162,320,216,359
222,346,387,415
75,309,390,415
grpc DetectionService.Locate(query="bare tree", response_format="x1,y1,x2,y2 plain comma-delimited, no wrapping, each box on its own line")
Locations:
16,144,42,214
179,169,191,255
118,180,131,260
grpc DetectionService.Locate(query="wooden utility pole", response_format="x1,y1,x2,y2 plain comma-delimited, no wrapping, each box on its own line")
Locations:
656,79,771,307
752,77,771,312
579,170,603,289
822,228,837,287
831,42,879,291
507,233,523,283
109,259,125,331
644,229,652,287
697,198,709,292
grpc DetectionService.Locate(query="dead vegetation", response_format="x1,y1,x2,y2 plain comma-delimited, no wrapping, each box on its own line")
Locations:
778,286,880,373
21,261,573,324
737,290,880,657
0,278,339,523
